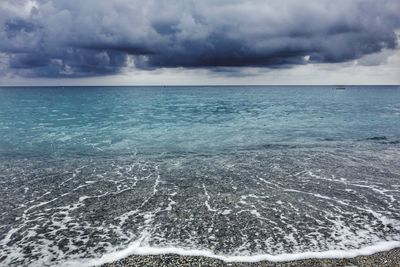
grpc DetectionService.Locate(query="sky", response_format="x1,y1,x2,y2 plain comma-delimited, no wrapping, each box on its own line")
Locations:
0,0,399,86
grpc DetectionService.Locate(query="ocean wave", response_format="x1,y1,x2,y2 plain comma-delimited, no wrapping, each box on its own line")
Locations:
66,240,400,266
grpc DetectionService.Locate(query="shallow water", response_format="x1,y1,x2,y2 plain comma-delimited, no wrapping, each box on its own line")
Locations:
0,86,400,266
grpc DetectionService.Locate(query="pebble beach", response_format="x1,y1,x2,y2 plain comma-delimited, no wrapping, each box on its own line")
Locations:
103,248,400,267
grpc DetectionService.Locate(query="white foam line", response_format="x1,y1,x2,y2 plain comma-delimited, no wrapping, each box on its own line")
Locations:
64,241,400,267
202,183,217,212
153,165,161,194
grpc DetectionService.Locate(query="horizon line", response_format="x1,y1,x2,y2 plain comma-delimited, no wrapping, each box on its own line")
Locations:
1,84,400,87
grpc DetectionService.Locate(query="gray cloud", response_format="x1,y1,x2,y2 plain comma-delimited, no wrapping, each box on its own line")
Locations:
0,0,399,77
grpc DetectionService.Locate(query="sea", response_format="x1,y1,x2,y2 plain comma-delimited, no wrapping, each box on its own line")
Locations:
0,86,399,266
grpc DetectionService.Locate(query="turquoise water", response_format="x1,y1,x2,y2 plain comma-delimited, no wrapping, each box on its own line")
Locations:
1,86,400,265
1,86,400,156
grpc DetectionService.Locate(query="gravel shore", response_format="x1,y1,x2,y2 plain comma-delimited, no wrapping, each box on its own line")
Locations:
103,248,400,267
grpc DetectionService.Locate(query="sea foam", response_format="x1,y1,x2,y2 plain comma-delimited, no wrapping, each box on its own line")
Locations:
65,240,400,267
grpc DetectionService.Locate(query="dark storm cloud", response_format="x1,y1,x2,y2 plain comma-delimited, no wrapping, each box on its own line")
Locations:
0,0,399,77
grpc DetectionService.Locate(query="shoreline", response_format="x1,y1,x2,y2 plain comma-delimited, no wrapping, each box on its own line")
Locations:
81,241,400,267
102,248,400,267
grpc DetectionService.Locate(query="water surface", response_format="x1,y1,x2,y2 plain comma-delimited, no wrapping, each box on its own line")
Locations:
0,86,399,266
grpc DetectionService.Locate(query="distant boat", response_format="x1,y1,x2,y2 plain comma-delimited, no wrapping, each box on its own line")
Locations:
335,85,346,90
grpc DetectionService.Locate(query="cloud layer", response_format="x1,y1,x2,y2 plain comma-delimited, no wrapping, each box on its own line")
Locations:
1,0,399,77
